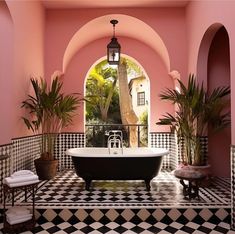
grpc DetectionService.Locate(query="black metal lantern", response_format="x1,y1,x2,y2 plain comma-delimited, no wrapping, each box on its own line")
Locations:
107,19,121,65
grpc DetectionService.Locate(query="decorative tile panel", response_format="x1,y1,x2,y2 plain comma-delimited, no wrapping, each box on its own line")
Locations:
0,143,12,204
11,135,41,174
150,132,176,170
54,133,85,171
0,208,232,233
34,208,230,224
170,133,178,170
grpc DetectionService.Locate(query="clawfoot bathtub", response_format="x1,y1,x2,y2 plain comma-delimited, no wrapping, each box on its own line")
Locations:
66,147,169,190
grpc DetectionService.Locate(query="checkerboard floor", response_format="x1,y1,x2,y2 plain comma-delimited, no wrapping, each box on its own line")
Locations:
1,170,234,233
13,170,231,208
1,220,235,234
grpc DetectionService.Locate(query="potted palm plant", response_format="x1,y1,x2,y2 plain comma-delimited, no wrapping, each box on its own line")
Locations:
22,75,81,180
157,74,230,167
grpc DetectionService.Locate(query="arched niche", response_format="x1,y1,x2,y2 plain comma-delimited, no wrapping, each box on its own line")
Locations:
197,24,231,177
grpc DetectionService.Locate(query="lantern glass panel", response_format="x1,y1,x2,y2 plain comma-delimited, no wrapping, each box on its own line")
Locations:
108,48,120,63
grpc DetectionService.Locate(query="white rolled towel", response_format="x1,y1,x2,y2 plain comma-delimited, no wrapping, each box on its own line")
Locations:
6,207,30,216
7,214,32,225
11,170,34,177
4,174,39,184
4,179,40,187
7,213,32,220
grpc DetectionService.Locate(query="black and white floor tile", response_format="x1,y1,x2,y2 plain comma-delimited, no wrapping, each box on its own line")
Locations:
1,219,235,234
1,170,234,233
12,170,230,209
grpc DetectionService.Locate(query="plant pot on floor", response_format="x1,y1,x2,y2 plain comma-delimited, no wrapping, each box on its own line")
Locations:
34,158,59,180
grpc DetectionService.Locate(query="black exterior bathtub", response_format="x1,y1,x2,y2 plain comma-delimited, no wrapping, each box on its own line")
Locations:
66,147,169,190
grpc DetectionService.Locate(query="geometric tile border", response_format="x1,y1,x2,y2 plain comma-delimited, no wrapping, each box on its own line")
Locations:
0,208,232,233
33,208,231,224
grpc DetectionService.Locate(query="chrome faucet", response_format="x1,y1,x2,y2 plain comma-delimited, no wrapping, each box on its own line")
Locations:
107,130,123,154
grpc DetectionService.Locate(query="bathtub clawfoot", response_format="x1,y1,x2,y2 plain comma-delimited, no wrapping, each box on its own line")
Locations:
85,179,92,190
145,179,151,191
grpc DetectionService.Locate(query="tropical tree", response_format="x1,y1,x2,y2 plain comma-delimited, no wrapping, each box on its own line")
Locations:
85,60,119,122
118,59,139,147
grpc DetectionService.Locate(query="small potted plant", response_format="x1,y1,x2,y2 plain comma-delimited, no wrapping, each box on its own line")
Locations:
157,74,230,169
22,74,81,180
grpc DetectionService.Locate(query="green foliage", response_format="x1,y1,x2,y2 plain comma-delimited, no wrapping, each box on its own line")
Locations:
85,60,121,122
139,110,148,125
22,76,81,160
139,111,148,146
157,74,230,165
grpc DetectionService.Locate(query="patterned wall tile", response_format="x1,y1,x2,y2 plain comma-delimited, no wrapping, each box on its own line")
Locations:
0,132,210,206
12,135,41,174
231,145,235,229
150,132,175,170
0,143,12,204
54,133,85,171
170,133,178,169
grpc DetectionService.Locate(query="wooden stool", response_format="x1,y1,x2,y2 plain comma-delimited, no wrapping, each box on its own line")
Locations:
174,169,206,200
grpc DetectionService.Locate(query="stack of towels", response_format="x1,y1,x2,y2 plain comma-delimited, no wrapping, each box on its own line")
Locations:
6,207,32,225
3,170,39,187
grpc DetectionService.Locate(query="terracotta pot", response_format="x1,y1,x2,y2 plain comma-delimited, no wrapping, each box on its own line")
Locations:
34,158,59,180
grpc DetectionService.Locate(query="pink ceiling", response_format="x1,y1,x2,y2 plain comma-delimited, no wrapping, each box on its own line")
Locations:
42,0,189,9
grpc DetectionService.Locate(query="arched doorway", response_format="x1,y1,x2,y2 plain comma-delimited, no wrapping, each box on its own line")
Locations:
84,56,150,147
60,15,172,134
197,25,231,177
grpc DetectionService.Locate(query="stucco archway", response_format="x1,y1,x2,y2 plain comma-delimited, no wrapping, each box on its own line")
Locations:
83,54,151,123
62,14,171,73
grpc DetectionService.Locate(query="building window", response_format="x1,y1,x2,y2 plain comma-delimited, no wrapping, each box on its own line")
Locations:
137,92,145,106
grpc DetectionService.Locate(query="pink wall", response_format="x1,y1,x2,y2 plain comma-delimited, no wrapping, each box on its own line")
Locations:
186,0,235,145
0,1,13,144
5,0,45,139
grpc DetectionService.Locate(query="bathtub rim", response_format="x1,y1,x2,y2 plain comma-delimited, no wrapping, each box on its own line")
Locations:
66,147,169,158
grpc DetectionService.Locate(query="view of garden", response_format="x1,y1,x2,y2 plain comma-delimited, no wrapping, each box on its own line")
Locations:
85,58,149,147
